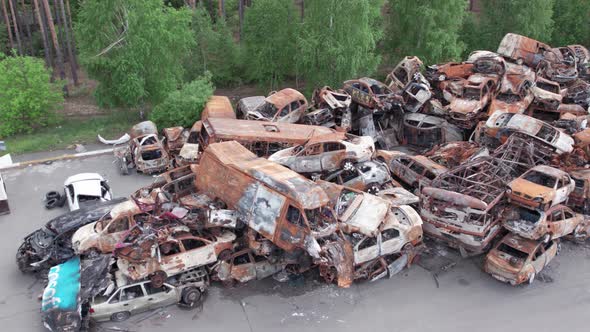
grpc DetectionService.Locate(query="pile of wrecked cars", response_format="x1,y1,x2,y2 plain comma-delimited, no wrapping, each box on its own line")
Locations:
17,32,590,331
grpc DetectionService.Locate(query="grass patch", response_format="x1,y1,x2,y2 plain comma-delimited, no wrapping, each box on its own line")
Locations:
3,111,141,155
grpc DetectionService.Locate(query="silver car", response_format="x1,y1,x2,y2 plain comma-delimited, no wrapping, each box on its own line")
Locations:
89,280,204,322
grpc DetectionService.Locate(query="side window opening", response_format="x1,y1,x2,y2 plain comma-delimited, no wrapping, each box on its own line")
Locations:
286,206,304,227
107,217,130,234
120,285,144,301
159,242,182,256
279,106,290,118
233,253,251,266
324,142,344,152
181,238,206,251
358,236,377,250
108,290,121,304
382,228,400,241
145,283,168,295
563,210,574,219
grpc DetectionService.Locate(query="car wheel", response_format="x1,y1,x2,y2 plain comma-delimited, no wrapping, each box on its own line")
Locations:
341,159,354,171
118,157,129,176
110,311,131,322
55,193,67,208
45,191,61,201
181,287,202,305
44,197,59,209
366,183,381,195
528,272,536,285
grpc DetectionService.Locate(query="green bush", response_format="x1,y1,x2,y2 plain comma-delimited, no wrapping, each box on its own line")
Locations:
150,74,214,129
0,53,64,137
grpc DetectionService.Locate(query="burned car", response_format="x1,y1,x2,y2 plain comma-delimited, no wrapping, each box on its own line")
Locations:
323,160,393,194
503,204,584,242
376,150,448,190
425,141,488,168
343,77,396,110
42,256,111,332
506,165,575,210
401,113,463,149
484,233,558,285
568,169,590,213
16,198,126,273
212,249,288,285
448,74,499,128
303,86,352,131
426,62,474,83
71,200,153,255
467,51,506,75
202,95,236,121
530,77,564,112
162,126,188,157
117,231,236,285
497,33,550,67
63,173,112,211
114,121,171,175
487,62,536,115
237,88,308,123
268,134,375,174
482,111,575,154
386,56,424,92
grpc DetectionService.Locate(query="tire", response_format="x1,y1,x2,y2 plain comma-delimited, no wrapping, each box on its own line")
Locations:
45,191,61,201
218,249,232,262
110,311,131,322
181,287,202,305
366,183,381,195
118,157,129,176
55,193,67,208
44,198,59,209
528,272,536,285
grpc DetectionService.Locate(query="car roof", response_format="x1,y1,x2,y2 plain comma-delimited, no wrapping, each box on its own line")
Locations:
64,173,104,185
266,88,306,110
528,165,568,178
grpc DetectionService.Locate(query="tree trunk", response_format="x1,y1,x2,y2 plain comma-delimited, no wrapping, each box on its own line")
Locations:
1,0,14,50
218,0,224,18
8,0,22,54
33,0,51,68
51,0,66,63
300,0,304,22
64,0,78,70
41,0,67,93
19,0,33,55
238,0,243,42
39,0,55,79
58,0,77,85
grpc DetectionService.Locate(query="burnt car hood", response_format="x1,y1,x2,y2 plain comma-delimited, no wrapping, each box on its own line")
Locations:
509,179,554,199
450,99,482,114
45,198,127,235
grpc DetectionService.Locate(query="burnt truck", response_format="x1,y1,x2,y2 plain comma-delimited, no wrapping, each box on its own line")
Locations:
419,134,552,256
194,141,352,286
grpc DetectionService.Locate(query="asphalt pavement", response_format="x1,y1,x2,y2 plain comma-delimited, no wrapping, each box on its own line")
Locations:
1,155,590,332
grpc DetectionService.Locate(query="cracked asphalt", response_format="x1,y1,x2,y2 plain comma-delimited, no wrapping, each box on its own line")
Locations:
1,155,590,332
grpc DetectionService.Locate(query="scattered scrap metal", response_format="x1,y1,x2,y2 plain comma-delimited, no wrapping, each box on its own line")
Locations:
14,33,590,331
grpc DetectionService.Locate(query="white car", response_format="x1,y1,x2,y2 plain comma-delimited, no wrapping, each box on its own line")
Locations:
268,135,375,173
89,278,206,322
64,173,112,211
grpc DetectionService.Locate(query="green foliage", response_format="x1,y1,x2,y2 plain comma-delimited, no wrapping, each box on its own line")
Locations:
0,23,7,55
150,74,214,129
551,0,590,46
76,0,194,108
468,0,555,51
0,53,64,137
185,7,241,87
386,0,467,64
243,0,297,89
298,0,383,88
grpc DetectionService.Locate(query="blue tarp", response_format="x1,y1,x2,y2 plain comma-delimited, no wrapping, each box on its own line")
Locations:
41,257,81,313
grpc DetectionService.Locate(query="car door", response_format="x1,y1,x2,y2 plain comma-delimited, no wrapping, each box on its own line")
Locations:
379,227,404,256
158,240,185,275
560,208,580,237
279,100,301,123
118,284,148,315
547,207,565,238
554,176,571,205
100,216,131,252
408,161,426,188
143,282,178,310
277,205,306,251
254,254,283,280
228,252,257,283
320,142,346,171
353,235,380,265
393,157,411,182
294,144,323,173
178,237,217,269
530,245,547,273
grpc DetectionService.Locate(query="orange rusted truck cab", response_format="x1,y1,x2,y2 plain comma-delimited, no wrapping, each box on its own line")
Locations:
201,95,236,121
194,141,336,256
497,33,550,67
